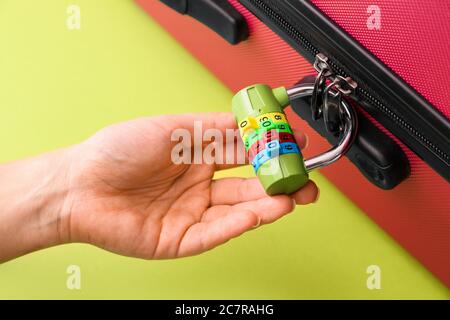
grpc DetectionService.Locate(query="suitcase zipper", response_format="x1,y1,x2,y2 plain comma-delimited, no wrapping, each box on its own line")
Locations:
240,0,450,181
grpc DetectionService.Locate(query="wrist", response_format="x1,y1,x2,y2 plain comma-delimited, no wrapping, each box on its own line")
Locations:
0,146,79,261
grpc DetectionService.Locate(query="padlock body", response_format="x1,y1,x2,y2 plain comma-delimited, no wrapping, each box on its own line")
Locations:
232,84,308,195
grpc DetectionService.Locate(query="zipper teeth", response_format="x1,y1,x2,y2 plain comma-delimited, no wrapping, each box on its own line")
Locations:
247,0,449,162
359,88,445,157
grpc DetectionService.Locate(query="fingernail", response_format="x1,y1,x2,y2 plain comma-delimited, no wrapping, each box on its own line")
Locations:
313,188,321,203
303,133,309,150
252,217,262,229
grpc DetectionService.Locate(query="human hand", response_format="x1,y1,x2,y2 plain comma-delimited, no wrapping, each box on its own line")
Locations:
0,113,318,262
60,112,319,259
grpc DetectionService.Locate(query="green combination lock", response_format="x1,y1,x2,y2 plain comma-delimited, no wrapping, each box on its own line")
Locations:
232,84,308,195
232,82,358,196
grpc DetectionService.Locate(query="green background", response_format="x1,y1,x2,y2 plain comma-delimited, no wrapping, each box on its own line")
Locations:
0,0,447,299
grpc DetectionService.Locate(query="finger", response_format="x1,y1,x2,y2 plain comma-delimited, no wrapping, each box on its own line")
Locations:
293,130,308,150
177,209,258,257
210,177,266,206
168,113,308,172
178,194,297,257
201,205,230,223
291,180,319,205
160,112,245,171
168,112,237,136
169,113,308,151
231,195,295,225
206,180,318,222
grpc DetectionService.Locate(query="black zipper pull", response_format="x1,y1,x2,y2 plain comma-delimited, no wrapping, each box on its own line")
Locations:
312,54,358,135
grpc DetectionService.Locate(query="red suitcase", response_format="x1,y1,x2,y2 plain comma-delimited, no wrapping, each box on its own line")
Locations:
137,0,450,287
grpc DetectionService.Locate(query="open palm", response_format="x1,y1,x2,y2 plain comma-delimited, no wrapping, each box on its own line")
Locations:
64,113,318,259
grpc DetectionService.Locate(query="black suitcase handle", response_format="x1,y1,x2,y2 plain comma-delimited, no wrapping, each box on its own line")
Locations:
160,0,249,45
